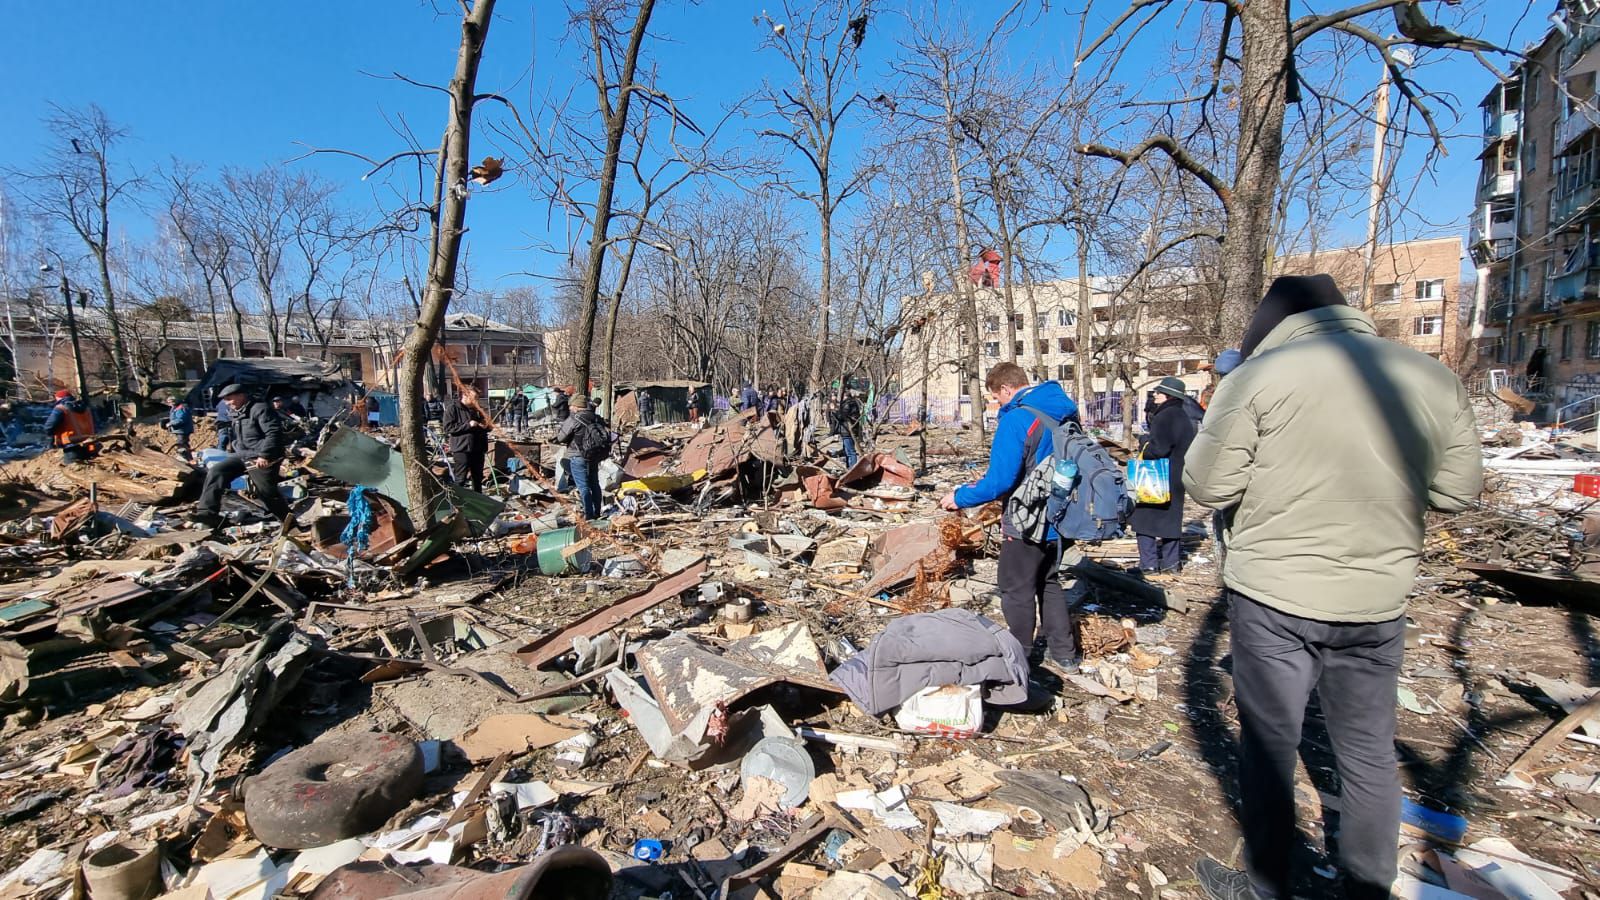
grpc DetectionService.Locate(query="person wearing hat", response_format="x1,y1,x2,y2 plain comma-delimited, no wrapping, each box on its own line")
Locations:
44,389,97,463
1199,348,1242,408
1184,275,1482,900
1132,376,1196,576
195,384,290,527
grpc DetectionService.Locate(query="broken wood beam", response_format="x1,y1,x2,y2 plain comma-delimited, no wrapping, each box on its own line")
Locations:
1502,690,1600,789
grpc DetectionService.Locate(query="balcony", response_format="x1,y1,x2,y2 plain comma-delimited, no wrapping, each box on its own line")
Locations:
1482,111,1519,145
1468,209,1515,248
1550,268,1600,304
1556,181,1600,225
1475,171,1517,203
1558,105,1600,155
1561,24,1600,74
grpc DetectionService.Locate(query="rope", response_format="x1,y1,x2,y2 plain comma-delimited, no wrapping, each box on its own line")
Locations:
341,485,375,587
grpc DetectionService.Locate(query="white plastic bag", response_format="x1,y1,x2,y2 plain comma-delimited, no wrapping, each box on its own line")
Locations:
893,684,983,738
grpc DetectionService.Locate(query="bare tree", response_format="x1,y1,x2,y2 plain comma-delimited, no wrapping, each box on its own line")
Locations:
395,0,498,526
1077,0,1521,341
11,104,141,396
164,165,250,356
756,0,875,394
563,0,660,396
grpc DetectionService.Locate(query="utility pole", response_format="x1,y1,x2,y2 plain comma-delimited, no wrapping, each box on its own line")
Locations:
41,256,89,399
1360,49,1412,310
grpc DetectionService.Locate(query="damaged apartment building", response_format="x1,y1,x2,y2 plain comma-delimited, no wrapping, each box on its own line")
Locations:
1473,0,1600,420
900,236,1463,432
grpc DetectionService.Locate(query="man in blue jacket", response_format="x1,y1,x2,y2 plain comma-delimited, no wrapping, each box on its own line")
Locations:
940,362,1082,674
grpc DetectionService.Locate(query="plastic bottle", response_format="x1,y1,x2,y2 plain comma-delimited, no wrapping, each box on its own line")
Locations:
1050,455,1078,503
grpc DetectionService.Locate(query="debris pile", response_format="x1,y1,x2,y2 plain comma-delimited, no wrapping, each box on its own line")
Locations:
0,404,1594,899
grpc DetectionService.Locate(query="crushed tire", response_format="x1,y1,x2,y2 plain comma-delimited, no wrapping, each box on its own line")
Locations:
243,731,423,849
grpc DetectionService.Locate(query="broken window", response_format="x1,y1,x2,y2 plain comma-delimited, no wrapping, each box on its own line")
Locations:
1056,309,1075,327
984,316,999,333
1037,340,1050,357
1588,322,1600,358
1013,341,1024,357
1372,283,1401,304
1057,337,1074,353
984,341,999,358
1056,364,1073,381
1563,323,1574,360
1035,313,1048,330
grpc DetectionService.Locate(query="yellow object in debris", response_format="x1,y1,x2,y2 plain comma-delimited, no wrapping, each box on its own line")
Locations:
617,470,706,496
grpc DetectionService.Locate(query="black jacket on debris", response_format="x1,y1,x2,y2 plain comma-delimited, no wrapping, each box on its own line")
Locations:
443,399,490,455
1130,398,1196,540
230,400,287,462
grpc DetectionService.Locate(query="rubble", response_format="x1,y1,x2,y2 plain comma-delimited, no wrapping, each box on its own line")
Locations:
0,409,1592,900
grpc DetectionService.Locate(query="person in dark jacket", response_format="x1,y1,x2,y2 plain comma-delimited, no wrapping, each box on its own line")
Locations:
555,395,610,520
832,390,862,467
1133,376,1197,575
45,390,97,463
636,388,655,427
940,362,1083,675
167,396,195,463
196,384,290,526
740,383,760,412
443,386,491,492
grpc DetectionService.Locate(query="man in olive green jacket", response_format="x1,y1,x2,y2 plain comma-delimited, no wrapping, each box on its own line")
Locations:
1183,275,1482,900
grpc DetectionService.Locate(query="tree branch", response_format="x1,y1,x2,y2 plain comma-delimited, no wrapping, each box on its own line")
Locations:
1080,136,1232,207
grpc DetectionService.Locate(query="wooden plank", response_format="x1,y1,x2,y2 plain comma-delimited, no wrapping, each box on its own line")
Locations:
1502,691,1600,789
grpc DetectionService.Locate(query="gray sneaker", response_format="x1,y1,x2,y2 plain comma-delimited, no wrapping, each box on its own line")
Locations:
1195,858,1260,900
1038,655,1082,678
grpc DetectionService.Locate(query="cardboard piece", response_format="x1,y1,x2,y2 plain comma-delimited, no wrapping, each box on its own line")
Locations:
453,714,583,762
991,829,1104,893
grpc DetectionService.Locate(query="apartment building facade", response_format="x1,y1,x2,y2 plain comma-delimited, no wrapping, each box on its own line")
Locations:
0,302,546,401
899,237,1463,428
1472,6,1600,415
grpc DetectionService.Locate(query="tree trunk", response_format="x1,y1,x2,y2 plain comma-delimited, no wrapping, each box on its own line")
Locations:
572,0,657,397
1220,0,1291,342
809,195,832,392
92,152,131,398
601,219,648,417
398,0,495,527
1075,225,1093,409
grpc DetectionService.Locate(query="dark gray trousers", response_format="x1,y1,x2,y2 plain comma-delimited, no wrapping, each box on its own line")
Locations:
997,537,1077,664
1229,591,1404,900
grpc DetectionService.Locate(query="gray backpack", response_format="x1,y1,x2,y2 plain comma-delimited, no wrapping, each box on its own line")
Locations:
1003,405,1133,543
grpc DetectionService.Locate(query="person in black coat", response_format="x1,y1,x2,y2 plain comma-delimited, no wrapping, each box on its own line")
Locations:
1131,376,1197,574
443,386,491,492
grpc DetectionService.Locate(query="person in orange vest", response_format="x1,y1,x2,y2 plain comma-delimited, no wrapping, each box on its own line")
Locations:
44,390,97,463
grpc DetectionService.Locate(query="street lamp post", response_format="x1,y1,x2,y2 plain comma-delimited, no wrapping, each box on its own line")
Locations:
39,255,90,400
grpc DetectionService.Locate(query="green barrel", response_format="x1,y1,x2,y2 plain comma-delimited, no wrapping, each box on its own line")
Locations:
536,526,592,576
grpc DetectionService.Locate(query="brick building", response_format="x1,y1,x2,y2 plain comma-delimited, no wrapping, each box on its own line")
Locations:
1469,5,1600,417
899,238,1463,429
0,302,546,401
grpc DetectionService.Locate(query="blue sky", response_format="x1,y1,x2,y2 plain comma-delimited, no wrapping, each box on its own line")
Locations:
0,1,1547,297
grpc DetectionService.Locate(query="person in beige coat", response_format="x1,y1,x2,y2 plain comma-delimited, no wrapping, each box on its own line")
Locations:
1183,275,1482,900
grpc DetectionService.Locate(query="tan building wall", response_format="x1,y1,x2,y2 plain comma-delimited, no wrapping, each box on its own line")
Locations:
1274,236,1464,361
899,238,1464,428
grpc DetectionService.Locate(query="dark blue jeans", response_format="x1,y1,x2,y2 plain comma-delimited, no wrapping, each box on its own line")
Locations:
216,424,232,451
568,456,601,520
840,432,858,467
